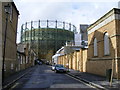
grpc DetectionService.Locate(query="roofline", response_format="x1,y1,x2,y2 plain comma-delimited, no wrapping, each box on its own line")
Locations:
87,8,120,31
17,51,25,55
12,2,19,15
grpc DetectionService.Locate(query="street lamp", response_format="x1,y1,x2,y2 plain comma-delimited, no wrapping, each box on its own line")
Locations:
2,4,11,86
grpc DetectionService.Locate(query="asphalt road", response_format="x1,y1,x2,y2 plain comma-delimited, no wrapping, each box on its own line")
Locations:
10,65,96,89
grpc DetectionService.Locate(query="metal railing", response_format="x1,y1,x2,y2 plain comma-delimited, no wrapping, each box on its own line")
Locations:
21,20,77,34
20,20,75,59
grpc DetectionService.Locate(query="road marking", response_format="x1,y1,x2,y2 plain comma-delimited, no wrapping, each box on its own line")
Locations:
10,83,19,89
65,74,98,89
3,68,33,89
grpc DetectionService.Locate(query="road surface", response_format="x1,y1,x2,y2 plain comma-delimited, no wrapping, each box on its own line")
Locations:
10,65,96,89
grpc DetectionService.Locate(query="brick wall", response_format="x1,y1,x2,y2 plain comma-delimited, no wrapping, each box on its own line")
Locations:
58,50,86,71
1,2,19,79
87,8,120,79
58,8,120,79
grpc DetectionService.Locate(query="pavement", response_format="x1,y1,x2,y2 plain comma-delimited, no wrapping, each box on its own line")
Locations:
3,66,35,89
67,69,120,89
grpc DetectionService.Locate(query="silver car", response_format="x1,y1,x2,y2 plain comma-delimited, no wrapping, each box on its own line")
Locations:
54,64,67,73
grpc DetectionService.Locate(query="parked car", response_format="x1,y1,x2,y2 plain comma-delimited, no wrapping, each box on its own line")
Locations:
39,61,43,65
46,61,49,65
51,65,55,71
37,61,42,65
54,64,67,73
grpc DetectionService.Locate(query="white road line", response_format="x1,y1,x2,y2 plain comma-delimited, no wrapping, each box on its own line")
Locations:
3,69,33,89
10,83,19,89
65,74,98,89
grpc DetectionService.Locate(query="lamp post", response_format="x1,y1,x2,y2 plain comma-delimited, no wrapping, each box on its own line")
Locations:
2,4,11,86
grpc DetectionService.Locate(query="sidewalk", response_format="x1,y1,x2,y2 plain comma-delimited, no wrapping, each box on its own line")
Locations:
67,69,120,89
3,65,36,89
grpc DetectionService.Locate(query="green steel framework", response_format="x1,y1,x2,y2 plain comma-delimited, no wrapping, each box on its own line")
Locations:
21,20,76,60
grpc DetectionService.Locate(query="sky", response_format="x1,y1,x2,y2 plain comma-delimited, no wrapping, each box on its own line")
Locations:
13,0,120,43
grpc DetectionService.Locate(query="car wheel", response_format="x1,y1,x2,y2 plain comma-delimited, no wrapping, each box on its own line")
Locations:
55,70,58,73
64,71,67,73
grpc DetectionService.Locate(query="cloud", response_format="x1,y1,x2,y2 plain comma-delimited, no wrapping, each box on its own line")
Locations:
14,0,120,2
14,1,118,43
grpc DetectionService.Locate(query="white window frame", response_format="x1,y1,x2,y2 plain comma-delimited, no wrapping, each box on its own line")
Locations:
11,63,14,70
10,4,13,22
21,56,23,64
104,33,110,55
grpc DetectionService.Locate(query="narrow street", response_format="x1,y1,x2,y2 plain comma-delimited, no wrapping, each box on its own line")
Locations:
10,65,96,89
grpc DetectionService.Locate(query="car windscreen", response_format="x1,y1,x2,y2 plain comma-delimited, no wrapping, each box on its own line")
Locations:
55,65,63,67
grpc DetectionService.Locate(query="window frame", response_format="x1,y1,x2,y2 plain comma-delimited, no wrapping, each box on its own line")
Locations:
104,32,110,56
10,4,13,22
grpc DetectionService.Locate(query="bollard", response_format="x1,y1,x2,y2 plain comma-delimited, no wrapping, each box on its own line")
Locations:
106,69,112,82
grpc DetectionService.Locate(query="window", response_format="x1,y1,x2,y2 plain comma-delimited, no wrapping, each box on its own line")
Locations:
94,38,98,56
16,67,18,71
21,56,23,64
11,63,14,70
10,5,13,22
104,33,110,55
4,64,6,71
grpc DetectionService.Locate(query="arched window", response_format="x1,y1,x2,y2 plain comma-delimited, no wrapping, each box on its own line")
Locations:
104,33,110,55
94,38,97,56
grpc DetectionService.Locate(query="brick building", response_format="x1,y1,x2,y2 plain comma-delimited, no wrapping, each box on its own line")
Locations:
17,43,37,71
87,8,120,79
0,1,19,88
58,8,120,79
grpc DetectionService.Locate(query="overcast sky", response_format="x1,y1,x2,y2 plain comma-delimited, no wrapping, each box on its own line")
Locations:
13,0,119,43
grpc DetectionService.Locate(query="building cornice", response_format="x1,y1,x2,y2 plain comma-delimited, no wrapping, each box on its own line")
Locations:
88,57,120,61
12,2,20,15
88,8,120,35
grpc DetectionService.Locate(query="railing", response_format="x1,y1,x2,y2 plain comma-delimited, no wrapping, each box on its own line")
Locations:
21,20,77,33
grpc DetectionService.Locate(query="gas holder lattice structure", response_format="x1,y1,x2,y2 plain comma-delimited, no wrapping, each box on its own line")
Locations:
20,20,77,61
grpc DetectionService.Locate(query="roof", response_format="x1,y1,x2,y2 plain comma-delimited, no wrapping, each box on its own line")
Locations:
64,46,82,53
12,2,19,15
52,54,61,58
17,43,28,52
56,47,64,54
17,51,25,55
